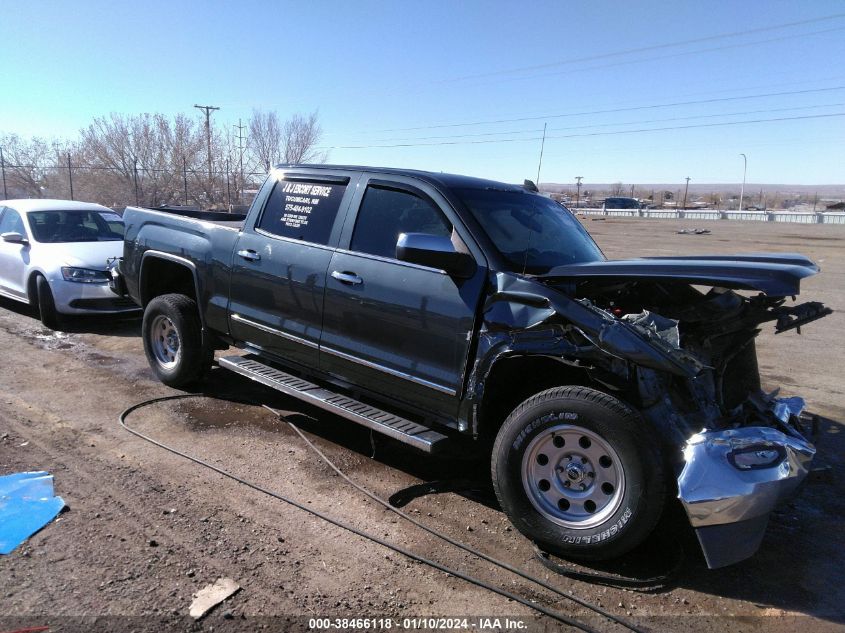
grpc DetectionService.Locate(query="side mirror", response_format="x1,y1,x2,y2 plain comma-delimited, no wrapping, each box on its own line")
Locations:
1,232,28,245
396,233,475,278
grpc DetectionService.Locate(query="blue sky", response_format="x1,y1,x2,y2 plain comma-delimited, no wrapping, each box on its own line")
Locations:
1,0,844,185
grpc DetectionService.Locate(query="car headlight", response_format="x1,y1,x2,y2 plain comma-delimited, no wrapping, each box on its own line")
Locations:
61,267,110,283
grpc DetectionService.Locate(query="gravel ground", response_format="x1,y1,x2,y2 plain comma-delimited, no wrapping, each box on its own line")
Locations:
0,217,843,633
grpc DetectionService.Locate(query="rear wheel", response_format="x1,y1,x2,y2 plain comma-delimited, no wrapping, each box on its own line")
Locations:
142,293,212,388
492,386,665,560
36,275,61,330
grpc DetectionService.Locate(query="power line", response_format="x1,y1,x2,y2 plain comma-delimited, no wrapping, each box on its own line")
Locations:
378,85,845,133
443,13,845,82
322,112,845,150
481,25,845,86
360,101,845,144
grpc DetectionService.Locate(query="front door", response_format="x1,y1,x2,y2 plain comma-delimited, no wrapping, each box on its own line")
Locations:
0,208,30,301
320,178,487,418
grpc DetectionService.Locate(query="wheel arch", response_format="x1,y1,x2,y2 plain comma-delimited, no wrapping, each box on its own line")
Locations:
139,252,201,313
476,354,600,441
26,269,49,305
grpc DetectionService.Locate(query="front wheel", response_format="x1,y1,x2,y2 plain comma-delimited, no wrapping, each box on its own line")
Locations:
36,275,61,330
142,294,212,388
491,386,665,560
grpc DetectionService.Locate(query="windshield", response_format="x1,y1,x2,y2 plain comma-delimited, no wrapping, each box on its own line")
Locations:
456,188,605,274
27,210,125,243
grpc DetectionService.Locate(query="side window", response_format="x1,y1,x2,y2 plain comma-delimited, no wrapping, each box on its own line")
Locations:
256,179,347,245
0,208,24,235
350,186,451,260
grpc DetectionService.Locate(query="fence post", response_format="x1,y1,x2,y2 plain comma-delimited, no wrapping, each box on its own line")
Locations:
67,153,74,201
0,146,7,199
183,157,188,205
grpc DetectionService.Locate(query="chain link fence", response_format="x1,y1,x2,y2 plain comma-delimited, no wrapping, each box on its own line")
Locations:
0,156,266,212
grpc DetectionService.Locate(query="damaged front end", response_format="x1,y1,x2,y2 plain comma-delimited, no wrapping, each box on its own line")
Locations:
472,253,831,568
678,415,815,568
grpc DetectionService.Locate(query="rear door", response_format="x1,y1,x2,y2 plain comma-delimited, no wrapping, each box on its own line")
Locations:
320,175,488,418
0,207,30,301
227,170,360,368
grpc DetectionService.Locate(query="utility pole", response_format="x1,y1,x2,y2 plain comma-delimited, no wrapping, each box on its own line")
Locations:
682,177,691,210
0,146,7,199
194,104,220,187
738,153,747,211
183,156,189,205
67,153,74,201
133,157,140,206
575,176,583,208
234,119,247,203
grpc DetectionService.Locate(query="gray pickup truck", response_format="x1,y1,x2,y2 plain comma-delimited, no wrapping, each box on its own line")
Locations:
113,164,830,568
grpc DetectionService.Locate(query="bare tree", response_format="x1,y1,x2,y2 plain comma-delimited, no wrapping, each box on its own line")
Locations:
609,182,625,196
75,113,206,207
282,111,325,165
248,109,282,172
248,109,326,171
0,133,53,198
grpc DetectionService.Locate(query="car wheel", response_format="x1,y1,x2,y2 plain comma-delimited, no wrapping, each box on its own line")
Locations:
491,386,665,560
142,293,212,388
36,275,61,330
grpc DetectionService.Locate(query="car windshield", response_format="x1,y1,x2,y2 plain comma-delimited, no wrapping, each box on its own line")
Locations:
27,210,125,243
455,188,605,274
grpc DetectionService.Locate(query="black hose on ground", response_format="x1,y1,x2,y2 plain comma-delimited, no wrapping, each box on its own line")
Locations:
532,544,683,593
119,394,601,633
261,405,648,633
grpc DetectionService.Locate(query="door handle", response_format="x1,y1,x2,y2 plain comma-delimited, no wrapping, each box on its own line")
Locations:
237,249,261,261
331,270,363,285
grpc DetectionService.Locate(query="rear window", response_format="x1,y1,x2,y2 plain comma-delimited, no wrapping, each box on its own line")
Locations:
257,179,347,245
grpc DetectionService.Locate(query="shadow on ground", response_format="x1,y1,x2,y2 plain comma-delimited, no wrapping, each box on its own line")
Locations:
174,366,845,624
0,296,140,337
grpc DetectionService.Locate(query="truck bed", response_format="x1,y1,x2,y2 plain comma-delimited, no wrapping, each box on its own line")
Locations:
139,205,247,230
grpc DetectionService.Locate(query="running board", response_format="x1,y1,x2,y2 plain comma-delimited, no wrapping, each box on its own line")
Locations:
218,355,449,453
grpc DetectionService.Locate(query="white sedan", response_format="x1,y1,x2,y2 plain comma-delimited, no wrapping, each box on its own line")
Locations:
0,199,139,329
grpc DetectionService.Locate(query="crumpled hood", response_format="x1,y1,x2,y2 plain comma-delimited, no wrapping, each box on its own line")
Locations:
542,253,819,296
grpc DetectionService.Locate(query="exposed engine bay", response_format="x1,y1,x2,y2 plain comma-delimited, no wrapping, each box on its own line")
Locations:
474,253,832,567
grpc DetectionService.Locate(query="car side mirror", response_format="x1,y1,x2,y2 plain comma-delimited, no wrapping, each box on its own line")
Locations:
396,233,476,278
1,232,28,245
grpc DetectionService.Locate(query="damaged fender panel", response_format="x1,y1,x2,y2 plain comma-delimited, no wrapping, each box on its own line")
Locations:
477,273,703,379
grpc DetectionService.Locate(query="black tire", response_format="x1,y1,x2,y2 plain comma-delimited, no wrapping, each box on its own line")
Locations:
142,293,212,388
36,275,61,330
491,386,665,561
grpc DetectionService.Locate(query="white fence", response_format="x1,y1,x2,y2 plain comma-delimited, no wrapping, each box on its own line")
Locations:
573,208,845,225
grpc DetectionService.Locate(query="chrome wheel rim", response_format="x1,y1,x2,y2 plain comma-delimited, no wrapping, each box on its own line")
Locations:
521,424,625,529
150,315,181,369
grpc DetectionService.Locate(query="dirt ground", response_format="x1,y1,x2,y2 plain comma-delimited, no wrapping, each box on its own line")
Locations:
1,217,843,633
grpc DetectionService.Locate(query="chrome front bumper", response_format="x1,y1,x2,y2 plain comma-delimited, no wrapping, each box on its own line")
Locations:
677,409,815,568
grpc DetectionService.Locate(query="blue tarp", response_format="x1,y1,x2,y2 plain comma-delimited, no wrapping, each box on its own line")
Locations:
0,471,66,555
